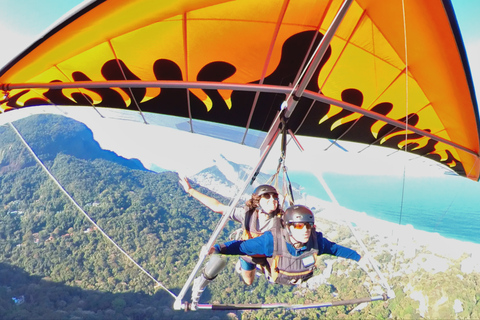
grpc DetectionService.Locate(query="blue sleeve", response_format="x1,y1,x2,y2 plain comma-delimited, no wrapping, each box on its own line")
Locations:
215,231,274,257
318,232,361,261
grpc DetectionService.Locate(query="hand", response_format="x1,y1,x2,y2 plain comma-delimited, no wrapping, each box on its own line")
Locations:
357,256,371,272
179,176,192,193
208,246,217,255
358,257,368,271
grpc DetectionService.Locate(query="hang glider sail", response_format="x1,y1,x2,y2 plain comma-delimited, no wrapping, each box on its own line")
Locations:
1,0,479,179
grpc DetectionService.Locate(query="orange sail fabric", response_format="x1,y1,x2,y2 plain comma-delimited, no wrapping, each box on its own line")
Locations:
1,0,479,179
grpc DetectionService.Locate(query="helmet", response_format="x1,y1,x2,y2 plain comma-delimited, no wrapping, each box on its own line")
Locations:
253,184,278,197
283,205,315,224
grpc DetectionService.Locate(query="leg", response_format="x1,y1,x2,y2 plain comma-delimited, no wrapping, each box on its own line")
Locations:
239,257,256,286
241,269,255,285
191,255,227,309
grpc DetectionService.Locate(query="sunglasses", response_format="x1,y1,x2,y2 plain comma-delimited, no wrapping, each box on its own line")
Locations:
261,193,278,200
289,222,313,230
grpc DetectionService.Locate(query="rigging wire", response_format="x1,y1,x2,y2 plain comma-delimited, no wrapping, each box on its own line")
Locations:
400,0,409,226
53,64,105,119
264,0,394,300
109,40,147,124
316,173,394,297
392,0,409,273
265,117,296,207
1,110,176,299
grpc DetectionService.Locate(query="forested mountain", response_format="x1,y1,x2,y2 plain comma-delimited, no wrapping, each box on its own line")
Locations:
0,114,147,174
0,114,237,319
0,114,479,320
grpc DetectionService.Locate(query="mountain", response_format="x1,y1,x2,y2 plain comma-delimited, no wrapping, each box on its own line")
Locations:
189,153,318,207
0,114,150,173
0,113,236,319
190,154,255,200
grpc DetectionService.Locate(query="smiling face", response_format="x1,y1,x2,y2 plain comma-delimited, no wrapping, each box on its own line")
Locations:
288,222,312,244
258,192,278,214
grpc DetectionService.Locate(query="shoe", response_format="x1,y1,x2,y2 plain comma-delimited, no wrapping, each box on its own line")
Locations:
235,260,242,274
191,274,207,309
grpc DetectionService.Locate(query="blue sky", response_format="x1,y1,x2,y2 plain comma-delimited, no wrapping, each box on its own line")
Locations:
0,0,84,35
0,0,85,67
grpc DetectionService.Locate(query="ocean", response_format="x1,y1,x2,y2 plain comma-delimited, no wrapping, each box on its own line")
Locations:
289,171,480,245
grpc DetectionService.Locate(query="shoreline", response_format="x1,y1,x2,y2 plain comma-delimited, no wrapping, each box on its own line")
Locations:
301,195,480,261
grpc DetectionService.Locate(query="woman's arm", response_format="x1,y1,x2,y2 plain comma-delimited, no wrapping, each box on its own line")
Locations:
179,176,228,214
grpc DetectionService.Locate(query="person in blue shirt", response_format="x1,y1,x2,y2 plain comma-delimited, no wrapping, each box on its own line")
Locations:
190,204,362,306
212,204,361,285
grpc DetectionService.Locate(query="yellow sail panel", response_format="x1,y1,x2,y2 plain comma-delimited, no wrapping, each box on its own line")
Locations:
357,0,478,158
111,19,185,81
1,0,229,84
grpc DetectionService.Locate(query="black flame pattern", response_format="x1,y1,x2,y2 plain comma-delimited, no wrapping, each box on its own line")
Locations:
2,30,465,176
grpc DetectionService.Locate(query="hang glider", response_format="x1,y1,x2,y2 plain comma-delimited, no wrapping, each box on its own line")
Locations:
0,0,478,312
0,0,478,180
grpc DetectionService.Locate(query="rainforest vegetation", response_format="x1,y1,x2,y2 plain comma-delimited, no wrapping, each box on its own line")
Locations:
0,114,478,319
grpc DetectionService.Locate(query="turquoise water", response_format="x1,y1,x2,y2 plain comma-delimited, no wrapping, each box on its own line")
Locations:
289,171,480,244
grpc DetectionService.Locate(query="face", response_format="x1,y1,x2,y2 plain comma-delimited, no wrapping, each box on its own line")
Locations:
258,192,278,213
288,222,312,244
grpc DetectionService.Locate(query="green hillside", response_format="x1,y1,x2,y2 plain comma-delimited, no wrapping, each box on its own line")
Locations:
0,114,479,319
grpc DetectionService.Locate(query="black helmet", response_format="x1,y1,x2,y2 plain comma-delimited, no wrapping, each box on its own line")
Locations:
283,205,315,224
253,184,277,197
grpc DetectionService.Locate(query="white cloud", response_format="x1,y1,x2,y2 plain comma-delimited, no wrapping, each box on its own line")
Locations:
0,21,35,69
3,105,448,178
278,136,449,178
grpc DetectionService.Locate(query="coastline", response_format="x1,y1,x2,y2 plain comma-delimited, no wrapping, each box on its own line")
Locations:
301,194,480,271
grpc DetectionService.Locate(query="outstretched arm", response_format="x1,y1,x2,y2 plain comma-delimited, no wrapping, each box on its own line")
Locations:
212,231,274,256
179,176,228,214
319,235,361,262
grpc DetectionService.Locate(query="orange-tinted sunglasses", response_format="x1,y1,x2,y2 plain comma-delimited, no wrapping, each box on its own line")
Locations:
289,222,313,230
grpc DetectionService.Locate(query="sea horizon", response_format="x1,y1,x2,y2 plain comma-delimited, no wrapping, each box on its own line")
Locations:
290,171,480,246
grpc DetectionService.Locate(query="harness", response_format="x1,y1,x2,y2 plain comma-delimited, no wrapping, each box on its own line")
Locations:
266,226,319,285
240,208,280,264
241,208,264,240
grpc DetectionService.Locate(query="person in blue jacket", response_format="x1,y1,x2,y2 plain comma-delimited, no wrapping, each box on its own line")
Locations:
190,204,362,305
213,204,360,285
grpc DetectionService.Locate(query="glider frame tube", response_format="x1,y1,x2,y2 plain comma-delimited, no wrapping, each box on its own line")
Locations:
174,113,283,310
289,0,353,105
196,294,388,311
3,80,478,158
